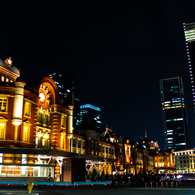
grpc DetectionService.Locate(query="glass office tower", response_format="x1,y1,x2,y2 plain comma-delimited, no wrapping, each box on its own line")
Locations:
49,72,81,127
160,76,190,151
183,22,195,112
80,104,102,130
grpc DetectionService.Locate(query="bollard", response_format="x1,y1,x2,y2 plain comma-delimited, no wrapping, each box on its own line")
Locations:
151,182,152,187
171,181,173,187
28,177,34,194
166,181,168,187
145,182,147,187
161,181,163,187
156,182,158,187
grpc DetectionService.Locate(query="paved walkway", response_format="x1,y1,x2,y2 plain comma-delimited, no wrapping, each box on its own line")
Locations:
1,187,195,195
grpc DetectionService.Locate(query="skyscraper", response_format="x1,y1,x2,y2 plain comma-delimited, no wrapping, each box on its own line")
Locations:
80,104,102,130
160,76,190,151
183,22,195,112
48,71,81,127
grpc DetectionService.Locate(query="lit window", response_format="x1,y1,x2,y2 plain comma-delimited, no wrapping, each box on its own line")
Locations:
167,130,173,132
6,78,9,82
24,101,31,117
0,98,7,112
23,121,31,142
60,131,66,149
1,76,4,82
44,114,49,125
42,132,49,147
61,115,66,128
23,126,29,142
179,143,186,145
0,123,6,140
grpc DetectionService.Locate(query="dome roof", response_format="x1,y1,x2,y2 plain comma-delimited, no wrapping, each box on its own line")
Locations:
0,59,20,75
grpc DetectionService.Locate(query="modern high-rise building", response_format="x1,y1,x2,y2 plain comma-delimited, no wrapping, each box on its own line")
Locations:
183,22,195,112
160,76,190,151
80,104,102,130
48,71,81,128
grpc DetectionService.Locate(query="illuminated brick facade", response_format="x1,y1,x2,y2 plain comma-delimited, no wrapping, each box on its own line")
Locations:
0,57,175,182
0,58,117,182
130,136,175,174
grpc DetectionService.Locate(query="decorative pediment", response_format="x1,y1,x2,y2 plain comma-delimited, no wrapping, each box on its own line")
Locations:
23,119,32,126
0,115,8,121
60,130,66,135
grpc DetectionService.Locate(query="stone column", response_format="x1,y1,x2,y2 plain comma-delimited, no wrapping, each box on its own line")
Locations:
67,105,73,153
76,139,78,153
81,140,83,154
67,105,73,134
11,80,26,143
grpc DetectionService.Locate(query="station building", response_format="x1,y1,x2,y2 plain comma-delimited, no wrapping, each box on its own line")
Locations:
130,134,175,174
0,57,116,182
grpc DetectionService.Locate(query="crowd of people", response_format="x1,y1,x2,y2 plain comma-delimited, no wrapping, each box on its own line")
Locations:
85,173,164,186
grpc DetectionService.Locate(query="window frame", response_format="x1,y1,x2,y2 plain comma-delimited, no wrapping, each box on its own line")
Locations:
24,101,31,117
0,97,8,113
61,114,66,128
60,131,66,149
22,121,31,143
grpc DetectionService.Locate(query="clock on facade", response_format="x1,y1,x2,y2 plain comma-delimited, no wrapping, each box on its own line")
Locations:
39,92,45,103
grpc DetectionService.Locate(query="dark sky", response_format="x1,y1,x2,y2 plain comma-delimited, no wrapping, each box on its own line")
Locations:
1,0,195,149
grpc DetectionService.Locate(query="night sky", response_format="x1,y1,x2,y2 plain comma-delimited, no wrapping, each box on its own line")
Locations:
1,0,195,149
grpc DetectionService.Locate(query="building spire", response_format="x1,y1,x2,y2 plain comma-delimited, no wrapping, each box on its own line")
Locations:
145,129,147,138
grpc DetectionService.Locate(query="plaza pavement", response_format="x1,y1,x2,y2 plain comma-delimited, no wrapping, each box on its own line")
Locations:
1,187,195,195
